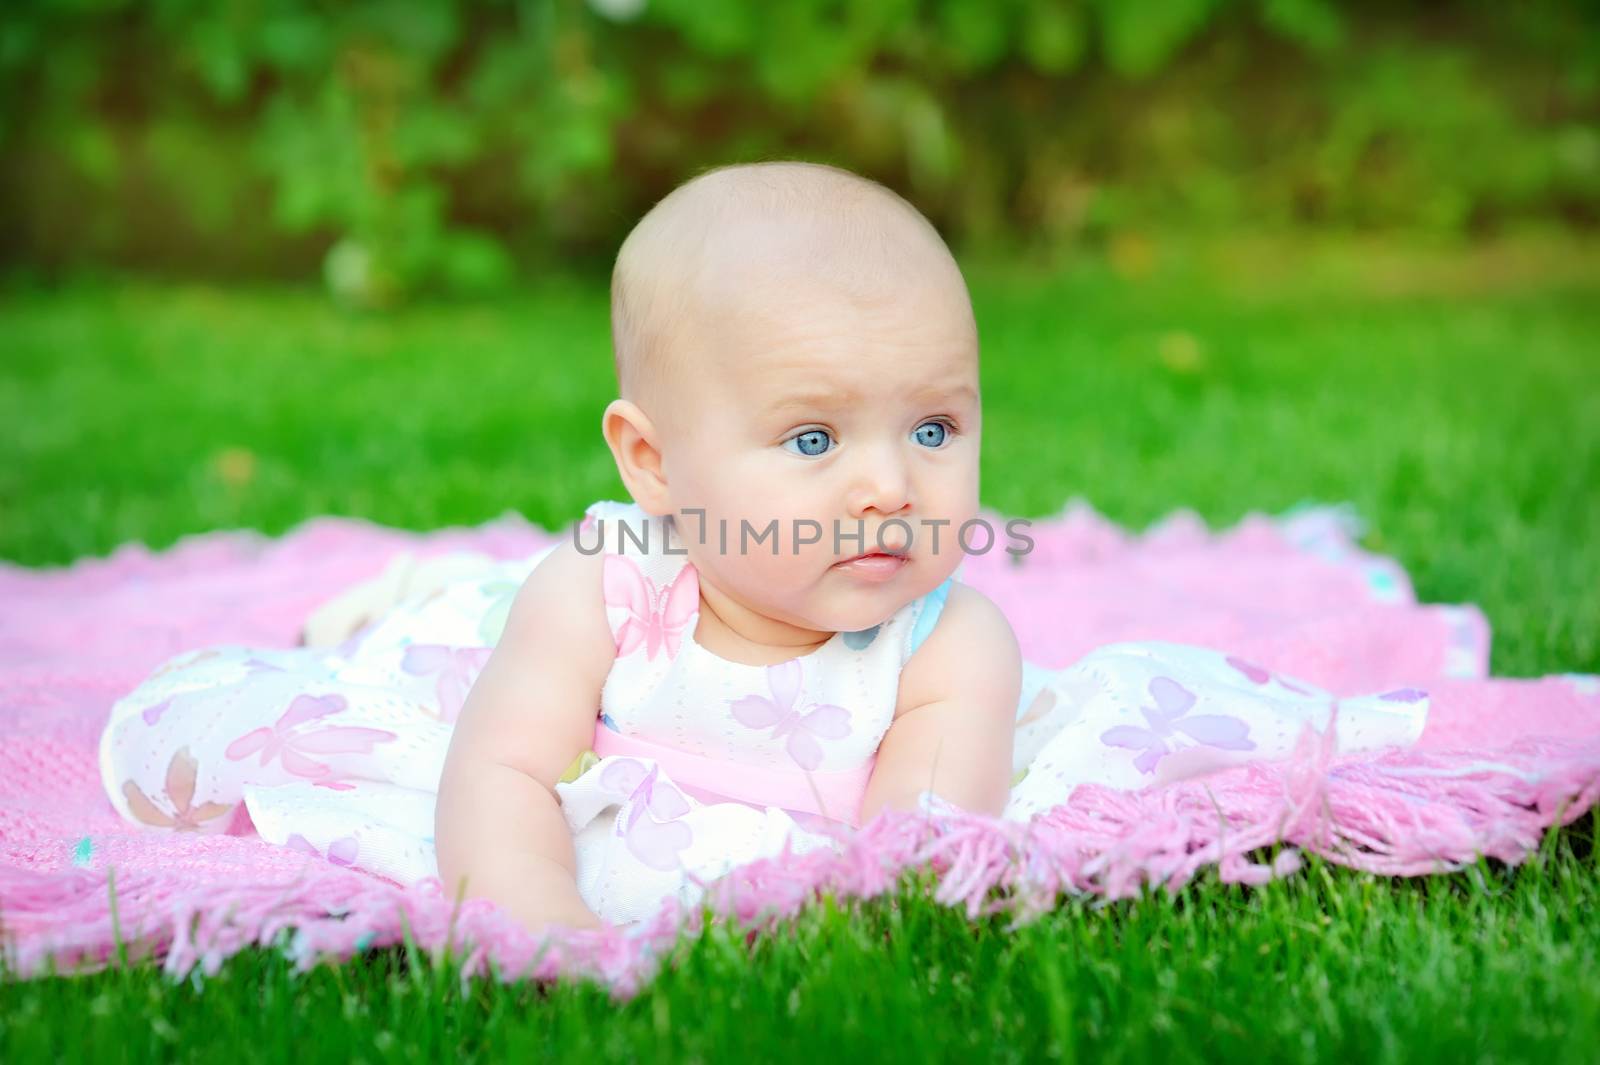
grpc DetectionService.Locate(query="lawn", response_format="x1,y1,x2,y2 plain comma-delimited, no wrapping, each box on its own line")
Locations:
2,234,1598,1061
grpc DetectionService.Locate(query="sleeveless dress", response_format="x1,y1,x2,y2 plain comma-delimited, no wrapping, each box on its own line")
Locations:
98,500,1431,926
551,500,956,921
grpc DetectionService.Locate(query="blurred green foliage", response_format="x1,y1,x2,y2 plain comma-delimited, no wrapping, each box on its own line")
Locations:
2,0,1597,301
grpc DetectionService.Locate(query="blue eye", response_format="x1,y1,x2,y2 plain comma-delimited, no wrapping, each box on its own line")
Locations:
784,428,835,458
912,420,952,448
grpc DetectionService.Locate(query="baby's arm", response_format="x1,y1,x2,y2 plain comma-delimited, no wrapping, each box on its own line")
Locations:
858,582,1021,822
434,539,616,935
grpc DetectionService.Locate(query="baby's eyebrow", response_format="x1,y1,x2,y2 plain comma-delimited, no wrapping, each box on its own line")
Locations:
764,388,859,414
923,381,979,405
764,381,977,416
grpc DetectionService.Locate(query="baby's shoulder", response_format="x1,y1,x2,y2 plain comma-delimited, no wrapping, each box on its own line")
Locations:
903,581,1017,663
499,534,616,672
893,581,1021,717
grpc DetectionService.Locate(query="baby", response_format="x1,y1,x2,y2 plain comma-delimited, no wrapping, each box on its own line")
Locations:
434,161,1023,935
100,161,1432,944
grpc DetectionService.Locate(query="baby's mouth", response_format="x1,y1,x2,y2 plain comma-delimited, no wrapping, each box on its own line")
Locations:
835,546,907,564
831,551,909,581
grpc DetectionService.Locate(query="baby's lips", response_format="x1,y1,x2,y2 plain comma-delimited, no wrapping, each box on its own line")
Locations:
836,547,909,565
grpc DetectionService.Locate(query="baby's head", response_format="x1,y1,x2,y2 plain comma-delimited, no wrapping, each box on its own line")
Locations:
602,160,981,635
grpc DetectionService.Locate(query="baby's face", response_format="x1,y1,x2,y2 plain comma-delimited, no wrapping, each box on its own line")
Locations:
659,266,981,635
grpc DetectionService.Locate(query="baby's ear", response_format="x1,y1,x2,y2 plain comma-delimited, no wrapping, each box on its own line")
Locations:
601,399,670,514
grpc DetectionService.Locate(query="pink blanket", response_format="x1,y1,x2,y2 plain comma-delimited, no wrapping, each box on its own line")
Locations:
3,502,1597,996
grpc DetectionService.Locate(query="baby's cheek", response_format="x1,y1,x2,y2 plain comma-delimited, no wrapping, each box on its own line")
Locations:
749,546,814,588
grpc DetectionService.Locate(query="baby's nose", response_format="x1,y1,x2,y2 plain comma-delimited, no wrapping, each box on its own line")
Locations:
858,490,910,521
848,451,911,522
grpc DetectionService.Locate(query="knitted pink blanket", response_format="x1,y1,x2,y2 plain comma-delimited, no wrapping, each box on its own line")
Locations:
3,503,1597,996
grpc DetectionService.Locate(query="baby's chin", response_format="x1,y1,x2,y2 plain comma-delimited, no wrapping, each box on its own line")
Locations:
812,584,932,635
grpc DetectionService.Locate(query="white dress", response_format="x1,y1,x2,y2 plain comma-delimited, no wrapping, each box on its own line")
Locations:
551,500,956,921
99,500,1430,925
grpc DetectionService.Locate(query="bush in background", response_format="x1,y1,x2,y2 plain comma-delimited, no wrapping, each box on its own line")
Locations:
2,0,1596,302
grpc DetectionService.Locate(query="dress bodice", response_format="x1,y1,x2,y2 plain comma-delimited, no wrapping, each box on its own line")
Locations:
582,499,953,823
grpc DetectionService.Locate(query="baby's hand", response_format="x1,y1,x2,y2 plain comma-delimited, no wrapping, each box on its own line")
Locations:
502,858,607,937
858,581,1021,822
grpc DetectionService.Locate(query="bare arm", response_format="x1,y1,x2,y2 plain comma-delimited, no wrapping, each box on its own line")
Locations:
858,582,1021,823
434,539,616,934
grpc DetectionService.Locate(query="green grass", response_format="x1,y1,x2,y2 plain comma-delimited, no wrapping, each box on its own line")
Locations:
4,845,1600,1063
2,234,1599,1060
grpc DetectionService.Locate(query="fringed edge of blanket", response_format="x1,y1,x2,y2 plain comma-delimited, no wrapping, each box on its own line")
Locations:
5,727,1599,998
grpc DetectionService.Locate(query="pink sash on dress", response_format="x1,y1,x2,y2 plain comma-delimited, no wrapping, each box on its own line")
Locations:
591,721,874,827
